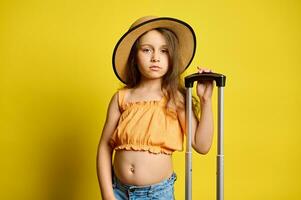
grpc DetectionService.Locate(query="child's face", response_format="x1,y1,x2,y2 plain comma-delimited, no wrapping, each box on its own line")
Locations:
136,30,169,81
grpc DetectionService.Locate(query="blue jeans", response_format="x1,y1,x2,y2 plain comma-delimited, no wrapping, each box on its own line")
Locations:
112,172,177,200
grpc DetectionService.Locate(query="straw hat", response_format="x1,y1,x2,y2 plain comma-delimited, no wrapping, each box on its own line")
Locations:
112,16,196,84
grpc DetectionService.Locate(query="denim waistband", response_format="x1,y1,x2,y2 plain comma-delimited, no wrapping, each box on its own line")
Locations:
112,172,177,193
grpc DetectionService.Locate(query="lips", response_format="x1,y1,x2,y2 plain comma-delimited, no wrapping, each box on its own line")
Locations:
149,65,161,71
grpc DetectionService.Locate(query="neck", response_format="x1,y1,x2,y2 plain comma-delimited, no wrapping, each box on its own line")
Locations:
137,78,163,92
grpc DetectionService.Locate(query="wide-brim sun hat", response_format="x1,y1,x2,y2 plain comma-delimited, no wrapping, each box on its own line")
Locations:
112,16,196,84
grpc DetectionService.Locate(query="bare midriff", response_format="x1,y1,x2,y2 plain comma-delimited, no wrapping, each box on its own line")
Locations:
113,150,173,186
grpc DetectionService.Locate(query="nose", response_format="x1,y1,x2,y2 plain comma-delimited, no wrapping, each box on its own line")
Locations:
151,51,160,62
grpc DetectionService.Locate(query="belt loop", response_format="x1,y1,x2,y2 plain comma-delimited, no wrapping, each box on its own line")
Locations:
147,185,153,197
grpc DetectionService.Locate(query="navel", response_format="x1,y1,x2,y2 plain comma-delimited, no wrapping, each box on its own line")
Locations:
129,164,135,174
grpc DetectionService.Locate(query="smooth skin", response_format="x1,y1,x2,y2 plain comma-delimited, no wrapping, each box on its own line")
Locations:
97,30,214,200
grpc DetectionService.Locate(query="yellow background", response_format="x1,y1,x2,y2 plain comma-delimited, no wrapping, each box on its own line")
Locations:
1,0,300,199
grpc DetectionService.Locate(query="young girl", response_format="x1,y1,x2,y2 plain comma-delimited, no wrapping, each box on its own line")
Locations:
97,16,214,200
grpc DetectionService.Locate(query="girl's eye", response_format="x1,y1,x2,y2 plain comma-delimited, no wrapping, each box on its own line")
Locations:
161,49,168,53
142,48,152,53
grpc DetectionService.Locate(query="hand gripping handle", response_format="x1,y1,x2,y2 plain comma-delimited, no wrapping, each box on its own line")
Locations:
184,72,226,88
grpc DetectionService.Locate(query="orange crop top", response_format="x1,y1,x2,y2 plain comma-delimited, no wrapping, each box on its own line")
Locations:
109,89,184,154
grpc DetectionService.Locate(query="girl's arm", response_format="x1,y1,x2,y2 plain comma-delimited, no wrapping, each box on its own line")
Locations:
97,92,120,200
193,67,214,154
177,68,214,155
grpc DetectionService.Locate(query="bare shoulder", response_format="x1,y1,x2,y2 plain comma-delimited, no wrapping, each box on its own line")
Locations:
102,90,121,128
100,91,121,143
108,90,121,115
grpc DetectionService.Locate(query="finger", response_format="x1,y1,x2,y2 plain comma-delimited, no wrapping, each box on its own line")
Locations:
203,80,214,86
203,68,213,72
198,68,204,73
199,68,212,73
197,66,205,72
207,81,214,88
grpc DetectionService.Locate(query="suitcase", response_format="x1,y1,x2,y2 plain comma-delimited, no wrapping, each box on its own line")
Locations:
184,72,226,200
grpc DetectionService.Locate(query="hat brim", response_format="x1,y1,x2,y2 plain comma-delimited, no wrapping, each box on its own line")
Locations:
112,17,196,84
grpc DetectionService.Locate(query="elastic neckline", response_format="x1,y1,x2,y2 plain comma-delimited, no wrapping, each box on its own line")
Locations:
122,95,167,109
125,95,165,105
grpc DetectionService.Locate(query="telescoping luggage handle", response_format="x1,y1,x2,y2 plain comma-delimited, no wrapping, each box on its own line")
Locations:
185,72,226,88
184,72,226,200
